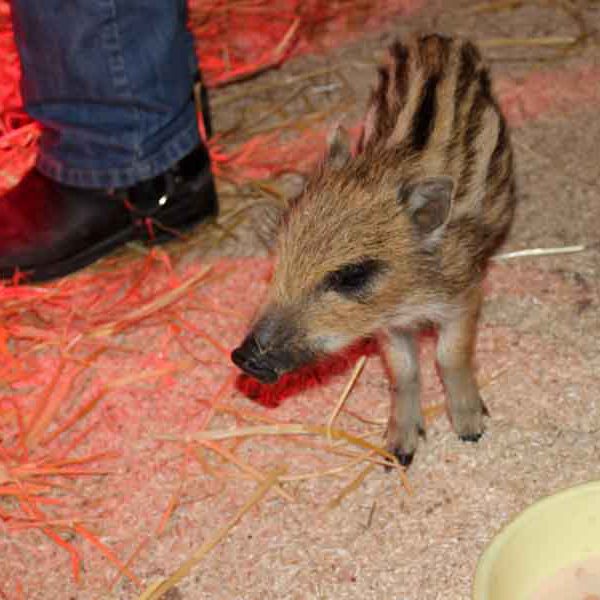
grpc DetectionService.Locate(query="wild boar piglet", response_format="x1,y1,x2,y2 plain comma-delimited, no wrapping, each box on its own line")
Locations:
232,34,516,466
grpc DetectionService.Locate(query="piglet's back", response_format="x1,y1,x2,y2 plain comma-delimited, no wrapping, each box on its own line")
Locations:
358,34,516,260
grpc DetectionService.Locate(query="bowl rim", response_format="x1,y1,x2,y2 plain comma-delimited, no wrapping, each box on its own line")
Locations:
472,479,600,599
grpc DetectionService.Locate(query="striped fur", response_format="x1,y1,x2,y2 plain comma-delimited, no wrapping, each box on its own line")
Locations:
358,34,515,259
234,35,518,464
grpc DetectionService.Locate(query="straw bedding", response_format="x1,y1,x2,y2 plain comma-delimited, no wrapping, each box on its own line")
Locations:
0,0,599,597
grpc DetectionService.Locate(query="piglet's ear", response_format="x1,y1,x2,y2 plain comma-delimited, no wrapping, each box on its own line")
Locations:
397,176,454,236
325,125,352,170
251,201,286,254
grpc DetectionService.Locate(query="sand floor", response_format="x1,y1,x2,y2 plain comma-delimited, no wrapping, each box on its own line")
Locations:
1,1,599,598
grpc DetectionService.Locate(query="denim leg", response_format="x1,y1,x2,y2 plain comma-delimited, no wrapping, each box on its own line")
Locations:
11,0,201,189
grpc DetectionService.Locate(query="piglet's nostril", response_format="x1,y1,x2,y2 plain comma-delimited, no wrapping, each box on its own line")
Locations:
232,352,279,384
231,337,279,384
231,346,248,370
231,334,260,364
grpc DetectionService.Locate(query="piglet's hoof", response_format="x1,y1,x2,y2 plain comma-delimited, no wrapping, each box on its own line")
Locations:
384,449,415,471
459,432,484,443
395,450,415,467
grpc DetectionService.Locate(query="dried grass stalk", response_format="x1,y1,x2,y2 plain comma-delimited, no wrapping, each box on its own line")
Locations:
469,0,524,13
493,244,586,260
326,462,377,511
160,423,411,491
160,423,385,454
327,355,367,443
88,265,212,338
480,36,578,48
199,440,296,502
137,466,288,600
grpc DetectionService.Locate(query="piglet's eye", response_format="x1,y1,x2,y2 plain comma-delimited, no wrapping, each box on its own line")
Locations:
324,258,384,297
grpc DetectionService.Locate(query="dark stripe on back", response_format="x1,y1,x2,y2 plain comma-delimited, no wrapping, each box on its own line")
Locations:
478,68,493,101
486,118,507,180
355,126,366,155
452,43,489,199
446,42,480,166
372,66,390,143
411,74,439,151
389,41,410,109
454,87,487,201
454,42,480,108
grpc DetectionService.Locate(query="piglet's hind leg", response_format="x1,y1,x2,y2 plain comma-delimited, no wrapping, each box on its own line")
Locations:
436,289,488,442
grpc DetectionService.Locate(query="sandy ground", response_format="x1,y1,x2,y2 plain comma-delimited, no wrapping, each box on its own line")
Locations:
1,2,599,599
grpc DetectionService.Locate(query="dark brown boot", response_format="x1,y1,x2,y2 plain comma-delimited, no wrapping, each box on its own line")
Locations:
0,143,217,283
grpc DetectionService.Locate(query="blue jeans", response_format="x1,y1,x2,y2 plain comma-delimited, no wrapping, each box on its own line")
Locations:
11,0,201,189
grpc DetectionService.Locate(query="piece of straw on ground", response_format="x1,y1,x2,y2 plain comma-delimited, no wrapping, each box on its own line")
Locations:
327,355,367,443
492,244,586,261
137,466,288,600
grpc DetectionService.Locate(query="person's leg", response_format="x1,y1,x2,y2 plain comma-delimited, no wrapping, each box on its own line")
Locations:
0,0,217,282
12,0,203,188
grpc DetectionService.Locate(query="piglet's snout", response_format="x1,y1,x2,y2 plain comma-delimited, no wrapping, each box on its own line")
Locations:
231,334,279,384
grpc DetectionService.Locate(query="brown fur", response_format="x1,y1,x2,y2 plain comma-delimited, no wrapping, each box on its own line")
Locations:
232,34,517,464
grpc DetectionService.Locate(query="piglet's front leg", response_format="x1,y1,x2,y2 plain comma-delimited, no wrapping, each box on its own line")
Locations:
381,329,425,467
436,288,488,442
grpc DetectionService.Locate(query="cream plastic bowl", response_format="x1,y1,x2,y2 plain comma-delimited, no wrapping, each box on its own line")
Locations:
473,480,600,600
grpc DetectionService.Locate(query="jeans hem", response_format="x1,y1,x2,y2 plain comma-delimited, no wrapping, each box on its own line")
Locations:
36,116,201,190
